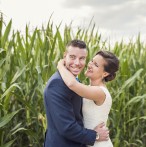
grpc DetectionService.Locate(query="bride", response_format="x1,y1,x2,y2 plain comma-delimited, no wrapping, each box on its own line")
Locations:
57,50,119,147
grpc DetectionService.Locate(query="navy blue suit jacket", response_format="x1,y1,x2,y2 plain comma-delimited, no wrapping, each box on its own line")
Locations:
44,71,96,147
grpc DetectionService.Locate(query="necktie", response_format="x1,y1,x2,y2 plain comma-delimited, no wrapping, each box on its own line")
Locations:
76,77,79,82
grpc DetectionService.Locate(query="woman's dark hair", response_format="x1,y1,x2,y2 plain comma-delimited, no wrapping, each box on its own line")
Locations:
96,50,119,82
66,39,87,49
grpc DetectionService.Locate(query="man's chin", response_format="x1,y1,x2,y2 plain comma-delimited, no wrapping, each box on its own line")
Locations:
73,72,81,76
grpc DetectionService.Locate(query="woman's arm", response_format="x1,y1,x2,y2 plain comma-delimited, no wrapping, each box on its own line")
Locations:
57,59,105,104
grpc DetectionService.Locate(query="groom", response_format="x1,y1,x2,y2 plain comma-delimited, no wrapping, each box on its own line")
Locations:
44,39,109,147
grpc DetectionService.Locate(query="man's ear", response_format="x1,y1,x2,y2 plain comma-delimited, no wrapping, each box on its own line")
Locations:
63,52,67,58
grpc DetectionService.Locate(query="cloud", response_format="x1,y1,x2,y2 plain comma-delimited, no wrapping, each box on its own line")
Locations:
62,0,146,40
62,0,128,8
94,1,146,30
1,0,146,42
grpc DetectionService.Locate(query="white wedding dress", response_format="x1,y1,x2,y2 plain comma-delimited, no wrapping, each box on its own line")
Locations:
82,86,113,147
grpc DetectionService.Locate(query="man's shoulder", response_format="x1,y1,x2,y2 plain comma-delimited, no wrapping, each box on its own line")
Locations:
48,71,62,82
46,71,76,93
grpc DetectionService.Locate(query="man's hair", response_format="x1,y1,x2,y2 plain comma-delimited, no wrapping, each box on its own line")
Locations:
66,39,87,49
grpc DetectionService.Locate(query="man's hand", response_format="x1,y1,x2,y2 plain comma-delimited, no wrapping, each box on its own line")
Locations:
94,122,109,141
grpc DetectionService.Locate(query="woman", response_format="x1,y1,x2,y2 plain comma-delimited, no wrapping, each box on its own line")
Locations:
57,50,119,147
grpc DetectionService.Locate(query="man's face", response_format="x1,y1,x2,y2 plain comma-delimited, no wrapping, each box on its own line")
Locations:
64,46,87,76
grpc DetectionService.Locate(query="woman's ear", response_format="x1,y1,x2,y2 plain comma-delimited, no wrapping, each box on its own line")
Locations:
103,72,109,78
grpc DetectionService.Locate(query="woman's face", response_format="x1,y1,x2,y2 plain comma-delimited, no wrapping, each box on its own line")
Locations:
85,54,109,80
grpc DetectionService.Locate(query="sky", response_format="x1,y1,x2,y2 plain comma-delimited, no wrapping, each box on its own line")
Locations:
0,0,146,44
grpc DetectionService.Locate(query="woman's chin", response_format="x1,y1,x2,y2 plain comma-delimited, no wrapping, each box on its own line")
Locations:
85,72,90,78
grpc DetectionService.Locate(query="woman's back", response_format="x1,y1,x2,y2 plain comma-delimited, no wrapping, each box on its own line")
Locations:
82,86,113,147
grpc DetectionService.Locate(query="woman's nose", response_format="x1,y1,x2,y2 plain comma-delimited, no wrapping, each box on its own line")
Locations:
89,61,93,65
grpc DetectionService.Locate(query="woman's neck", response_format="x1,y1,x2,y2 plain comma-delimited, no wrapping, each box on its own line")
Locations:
90,79,105,86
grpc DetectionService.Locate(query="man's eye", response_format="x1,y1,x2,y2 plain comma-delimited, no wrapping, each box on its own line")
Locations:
80,57,86,60
70,56,75,59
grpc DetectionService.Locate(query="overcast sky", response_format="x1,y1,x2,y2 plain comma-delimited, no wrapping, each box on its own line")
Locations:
1,0,146,43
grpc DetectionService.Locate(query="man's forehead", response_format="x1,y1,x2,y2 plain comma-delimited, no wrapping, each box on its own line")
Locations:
67,51,87,57
67,47,87,54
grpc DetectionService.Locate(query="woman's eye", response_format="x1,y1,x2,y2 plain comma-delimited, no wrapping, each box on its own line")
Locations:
94,62,98,67
95,63,98,67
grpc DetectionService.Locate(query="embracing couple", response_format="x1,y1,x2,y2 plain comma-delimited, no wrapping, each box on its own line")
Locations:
44,39,119,147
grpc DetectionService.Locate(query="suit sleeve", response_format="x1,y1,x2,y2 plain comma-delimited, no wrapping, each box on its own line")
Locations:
44,78,96,145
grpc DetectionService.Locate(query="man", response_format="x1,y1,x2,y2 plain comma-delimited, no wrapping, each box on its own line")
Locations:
44,39,109,147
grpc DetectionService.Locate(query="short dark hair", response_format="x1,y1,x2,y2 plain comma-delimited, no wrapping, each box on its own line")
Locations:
66,39,87,49
96,50,119,82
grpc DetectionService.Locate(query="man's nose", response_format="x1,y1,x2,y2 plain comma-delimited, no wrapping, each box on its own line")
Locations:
74,59,80,65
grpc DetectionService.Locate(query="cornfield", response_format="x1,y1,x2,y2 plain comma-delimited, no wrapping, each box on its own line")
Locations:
0,14,146,147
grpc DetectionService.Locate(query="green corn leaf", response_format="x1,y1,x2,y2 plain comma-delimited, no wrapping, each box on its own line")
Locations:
1,20,12,48
1,83,23,100
0,110,20,128
10,65,26,84
0,139,15,147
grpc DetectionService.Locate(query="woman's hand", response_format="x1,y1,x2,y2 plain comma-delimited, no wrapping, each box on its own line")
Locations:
57,59,65,70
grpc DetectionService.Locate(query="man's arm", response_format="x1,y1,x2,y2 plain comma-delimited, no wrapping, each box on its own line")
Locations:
45,78,96,145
